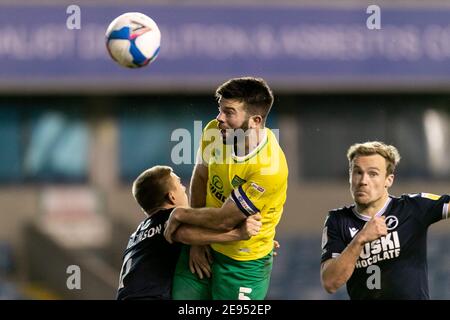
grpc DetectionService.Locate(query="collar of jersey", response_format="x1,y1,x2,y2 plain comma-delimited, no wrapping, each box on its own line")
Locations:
231,128,268,163
351,196,393,222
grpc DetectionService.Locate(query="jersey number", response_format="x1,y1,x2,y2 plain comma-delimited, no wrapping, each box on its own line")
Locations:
238,287,252,300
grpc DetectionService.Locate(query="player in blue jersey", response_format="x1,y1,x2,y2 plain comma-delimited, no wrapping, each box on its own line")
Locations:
320,141,449,299
117,165,261,300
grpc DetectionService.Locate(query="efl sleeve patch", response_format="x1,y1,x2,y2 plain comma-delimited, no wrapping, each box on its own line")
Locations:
421,193,441,201
409,192,450,226
245,182,266,201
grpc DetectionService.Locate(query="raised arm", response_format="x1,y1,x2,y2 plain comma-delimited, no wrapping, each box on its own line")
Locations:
321,216,387,293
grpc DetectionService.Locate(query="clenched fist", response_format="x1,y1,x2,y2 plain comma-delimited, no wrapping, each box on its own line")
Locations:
356,216,388,244
238,214,262,240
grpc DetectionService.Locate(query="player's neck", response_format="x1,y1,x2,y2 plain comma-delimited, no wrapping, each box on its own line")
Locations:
356,193,390,218
146,204,176,216
234,127,265,157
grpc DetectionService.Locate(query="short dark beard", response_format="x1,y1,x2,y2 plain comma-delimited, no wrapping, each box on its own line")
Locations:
233,118,250,155
222,117,250,145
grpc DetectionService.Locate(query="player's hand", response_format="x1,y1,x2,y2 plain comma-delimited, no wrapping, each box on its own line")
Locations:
189,245,213,279
164,207,183,244
273,240,280,257
356,216,388,244
238,214,262,240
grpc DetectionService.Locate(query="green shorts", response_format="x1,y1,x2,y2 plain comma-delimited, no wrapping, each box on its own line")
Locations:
172,245,212,300
172,245,273,300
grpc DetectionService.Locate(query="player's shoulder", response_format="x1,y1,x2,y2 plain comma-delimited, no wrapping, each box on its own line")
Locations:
398,192,444,203
266,128,284,151
329,204,354,214
322,205,354,229
327,205,354,220
390,193,449,213
261,128,288,171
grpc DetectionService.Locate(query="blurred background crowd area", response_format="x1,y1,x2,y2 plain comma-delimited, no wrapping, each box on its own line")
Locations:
0,0,449,299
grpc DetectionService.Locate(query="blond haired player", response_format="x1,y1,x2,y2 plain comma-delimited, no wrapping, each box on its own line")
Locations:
321,141,449,299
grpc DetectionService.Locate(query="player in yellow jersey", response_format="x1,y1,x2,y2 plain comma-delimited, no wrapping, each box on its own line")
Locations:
164,77,288,300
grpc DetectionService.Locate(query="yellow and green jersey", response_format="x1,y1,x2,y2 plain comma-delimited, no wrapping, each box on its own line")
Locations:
199,119,288,261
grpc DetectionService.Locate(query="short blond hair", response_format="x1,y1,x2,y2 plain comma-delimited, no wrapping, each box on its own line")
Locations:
347,141,401,175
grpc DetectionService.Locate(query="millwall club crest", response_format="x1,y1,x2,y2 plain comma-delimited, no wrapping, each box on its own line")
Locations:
231,175,246,188
385,216,399,230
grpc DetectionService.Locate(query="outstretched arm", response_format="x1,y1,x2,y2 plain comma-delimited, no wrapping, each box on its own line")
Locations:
164,198,247,243
172,214,262,246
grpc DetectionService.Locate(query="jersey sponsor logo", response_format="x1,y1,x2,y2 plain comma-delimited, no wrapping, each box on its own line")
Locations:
355,231,401,269
385,215,399,230
212,175,224,190
349,227,359,238
231,175,246,188
210,175,226,203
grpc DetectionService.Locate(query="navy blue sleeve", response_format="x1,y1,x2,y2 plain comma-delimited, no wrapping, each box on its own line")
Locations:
321,212,347,263
406,193,450,227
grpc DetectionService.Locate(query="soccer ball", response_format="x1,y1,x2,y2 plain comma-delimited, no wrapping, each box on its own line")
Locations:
105,12,161,68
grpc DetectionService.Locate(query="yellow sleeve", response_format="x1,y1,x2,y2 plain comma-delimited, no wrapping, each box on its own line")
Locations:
230,170,286,216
